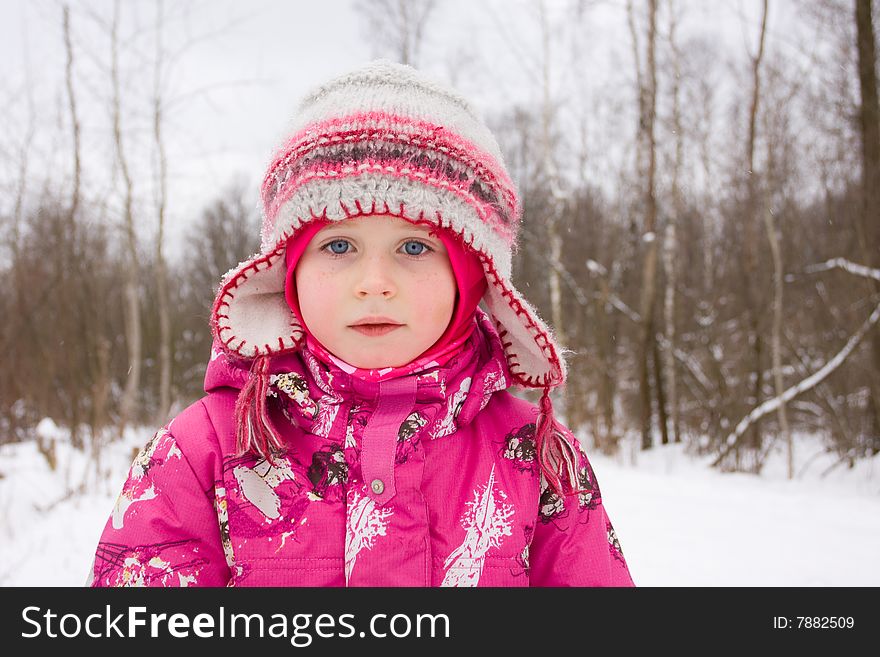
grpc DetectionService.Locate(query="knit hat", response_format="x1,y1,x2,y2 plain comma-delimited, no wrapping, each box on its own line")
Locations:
210,60,577,494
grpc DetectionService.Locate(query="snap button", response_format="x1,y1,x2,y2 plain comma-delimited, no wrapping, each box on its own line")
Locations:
370,479,385,495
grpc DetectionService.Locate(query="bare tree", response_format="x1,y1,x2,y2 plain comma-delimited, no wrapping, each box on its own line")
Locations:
171,182,261,399
737,0,771,465
744,0,794,477
763,200,793,480
628,0,666,449
63,6,81,226
854,0,880,442
153,0,172,426
1,7,39,444
62,4,85,454
355,0,437,66
536,0,572,423
714,259,880,467
663,0,684,444
111,0,142,436
585,257,623,453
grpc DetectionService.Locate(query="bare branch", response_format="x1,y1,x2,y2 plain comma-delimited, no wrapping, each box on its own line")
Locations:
803,257,880,282
712,297,880,467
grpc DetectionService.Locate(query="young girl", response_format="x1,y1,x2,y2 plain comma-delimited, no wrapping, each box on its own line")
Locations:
88,60,634,587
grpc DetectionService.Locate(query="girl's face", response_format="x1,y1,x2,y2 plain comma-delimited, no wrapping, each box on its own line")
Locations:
295,214,456,369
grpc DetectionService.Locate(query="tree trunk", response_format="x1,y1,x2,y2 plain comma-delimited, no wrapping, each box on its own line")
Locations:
539,0,568,423
112,0,142,436
631,0,660,450
63,6,81,225
663,220,680,443
762,202,792,477
539,0,565,349
665,0,683,444
755,0,792,477
855,0,880,447
594,275,617,453
154,0,173,426
652,320,670,445
742,0,769,462
88,336,111,488
91,337,111,441
63,4,84,450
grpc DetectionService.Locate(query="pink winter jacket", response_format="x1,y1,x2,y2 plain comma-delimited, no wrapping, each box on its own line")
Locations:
89,311,634,587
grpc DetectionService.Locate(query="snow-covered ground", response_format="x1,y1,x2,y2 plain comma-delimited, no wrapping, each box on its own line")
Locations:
598,434,880,586
1,419,878,586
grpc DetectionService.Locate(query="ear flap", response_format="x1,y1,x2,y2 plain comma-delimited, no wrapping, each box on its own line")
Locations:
481,264,567,389
212,247,304,358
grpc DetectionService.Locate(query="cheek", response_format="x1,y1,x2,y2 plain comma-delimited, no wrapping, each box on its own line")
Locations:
412,267,456,319
295,264,339,319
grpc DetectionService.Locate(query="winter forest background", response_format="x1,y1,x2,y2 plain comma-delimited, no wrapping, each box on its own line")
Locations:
1,0,879,586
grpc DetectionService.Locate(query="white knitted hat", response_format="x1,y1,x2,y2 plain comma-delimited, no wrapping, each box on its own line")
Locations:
210,60,567,392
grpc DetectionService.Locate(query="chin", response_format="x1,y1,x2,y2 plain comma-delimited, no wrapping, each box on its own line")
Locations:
349,352,411,369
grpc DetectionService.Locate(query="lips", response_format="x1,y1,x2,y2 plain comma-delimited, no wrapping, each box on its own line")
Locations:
350,324,402,337
349,315,404,337
350,316,402,326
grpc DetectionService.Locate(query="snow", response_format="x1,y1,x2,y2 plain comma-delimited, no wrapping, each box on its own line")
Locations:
0,422,149,586
585,259,606,275
1,423,878,586
597,435,880,586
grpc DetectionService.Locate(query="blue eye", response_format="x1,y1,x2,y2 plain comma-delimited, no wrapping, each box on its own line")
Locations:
403,241,430,256
319,239,434,258
325,239,350,255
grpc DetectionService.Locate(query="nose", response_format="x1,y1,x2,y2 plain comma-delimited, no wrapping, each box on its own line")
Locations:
354,253,397,298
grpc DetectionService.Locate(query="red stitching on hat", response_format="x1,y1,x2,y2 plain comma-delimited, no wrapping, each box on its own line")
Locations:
477,253,564,388
210,244,299,360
